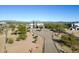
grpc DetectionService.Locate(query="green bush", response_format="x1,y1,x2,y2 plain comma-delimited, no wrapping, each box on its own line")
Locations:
20,34,26,40
27,29,30,32
16,34,27,41
17,24,27,34
16,24,27,41
32,36,38,43
16,37,21,41
44,23,66,33
9,24,15,31
8,38,14,44
33,36,38,39
32,39,37,43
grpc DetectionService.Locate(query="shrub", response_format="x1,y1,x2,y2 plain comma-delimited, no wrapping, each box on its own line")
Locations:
17,24,27,34
19,34,26,40
16,34,27,41
32,39,37,43
9,24,15,31
32,36,38,43
16,37,21,41
32,34,34,36
8,38,14,44
17,24,27,40
44,23,66,33
61,34,79,52
27,30,30,32
33,36,38,39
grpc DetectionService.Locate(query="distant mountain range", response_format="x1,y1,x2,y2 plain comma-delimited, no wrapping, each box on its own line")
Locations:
0,20,79,23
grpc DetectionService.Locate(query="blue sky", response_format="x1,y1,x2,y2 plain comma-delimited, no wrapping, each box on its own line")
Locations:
0,5,79,22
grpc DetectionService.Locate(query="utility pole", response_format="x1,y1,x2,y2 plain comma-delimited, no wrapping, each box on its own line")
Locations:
33,21,34,28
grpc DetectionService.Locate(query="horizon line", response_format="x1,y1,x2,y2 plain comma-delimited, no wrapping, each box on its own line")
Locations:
0,20,79,23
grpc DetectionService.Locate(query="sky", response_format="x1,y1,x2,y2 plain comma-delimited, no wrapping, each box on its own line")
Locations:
0,5,79,22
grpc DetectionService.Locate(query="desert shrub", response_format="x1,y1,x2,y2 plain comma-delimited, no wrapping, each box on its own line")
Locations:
32,39,37,43
44,23,66,33
61,34,79,52
16,37,21,41
20,34,26,40
32,34,34,36
27,28,30,32
9,24,15,31
16,34,27,41
33,36,38,39
8,38,14,44
27,30,30,32
17,24,27,34
32,36,38,43
17,24,27,40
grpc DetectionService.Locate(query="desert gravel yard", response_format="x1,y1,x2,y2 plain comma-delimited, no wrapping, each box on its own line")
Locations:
0,34,5,53
6,32,44,53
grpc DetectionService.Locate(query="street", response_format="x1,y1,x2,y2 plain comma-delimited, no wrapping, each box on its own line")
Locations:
32,29,58,53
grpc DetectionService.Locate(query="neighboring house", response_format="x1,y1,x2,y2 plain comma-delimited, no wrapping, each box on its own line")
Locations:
71,23,79,31
0,22,6,25
29,22,44,28
0,22,7,32
0,22,6,28
29,23,34,28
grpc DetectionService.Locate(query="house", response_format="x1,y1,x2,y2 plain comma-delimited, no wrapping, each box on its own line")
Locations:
0,22,6,25
0,22,7,32
29,23,33,28
71,23,79,31
0,22,7,28
29,22,44,29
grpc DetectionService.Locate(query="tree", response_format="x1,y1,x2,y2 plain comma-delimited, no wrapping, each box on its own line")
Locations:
44,23,66,33
17,24,27,40
65,23,71,29
18,24,27,34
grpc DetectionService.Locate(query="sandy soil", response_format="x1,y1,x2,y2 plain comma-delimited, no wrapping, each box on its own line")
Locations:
0,27,44,53
0,33,6,53
6,32,44,53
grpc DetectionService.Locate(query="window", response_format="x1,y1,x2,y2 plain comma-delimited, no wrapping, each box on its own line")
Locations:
77,28,79,30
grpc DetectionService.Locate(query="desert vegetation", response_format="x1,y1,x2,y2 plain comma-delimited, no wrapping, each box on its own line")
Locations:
16,24,27,41
61,34,79,52
7,38,14,44
44,23,66,33
0,22,44,53
32,35,38,43
44,22,79,52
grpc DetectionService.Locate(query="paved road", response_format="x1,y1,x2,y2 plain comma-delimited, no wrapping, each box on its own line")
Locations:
32,29,58,53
